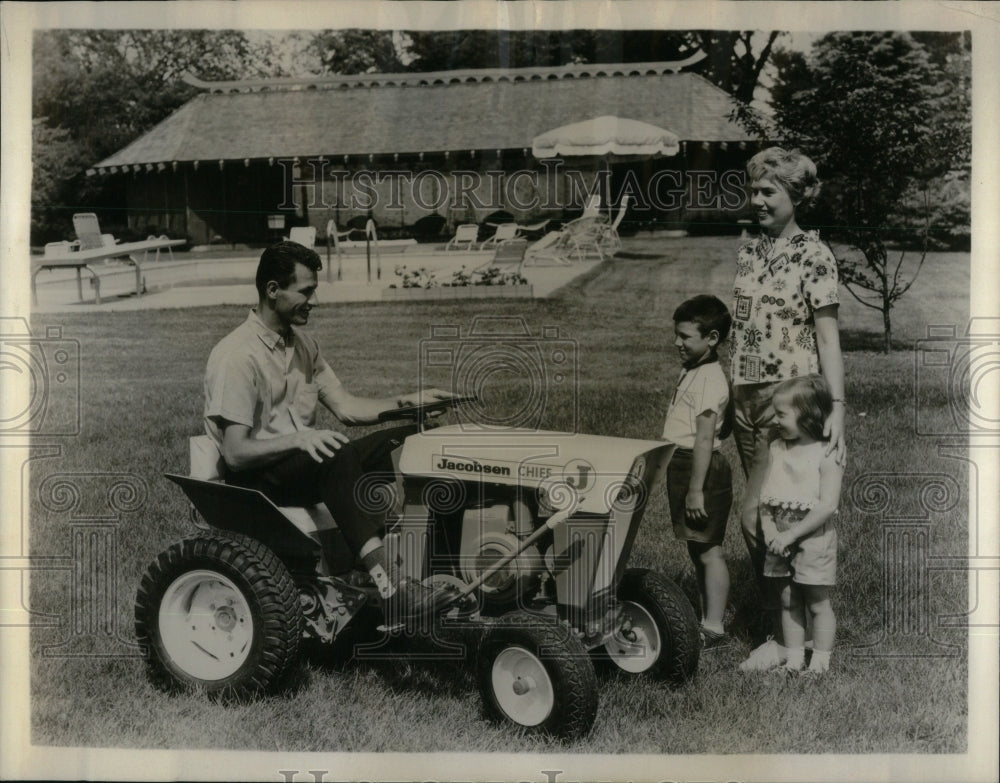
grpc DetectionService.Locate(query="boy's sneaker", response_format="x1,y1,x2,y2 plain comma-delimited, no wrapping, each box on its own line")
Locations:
739,638,786,671
700,627,731,650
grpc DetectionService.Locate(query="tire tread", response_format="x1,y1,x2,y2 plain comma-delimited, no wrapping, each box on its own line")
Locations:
134,531,303,699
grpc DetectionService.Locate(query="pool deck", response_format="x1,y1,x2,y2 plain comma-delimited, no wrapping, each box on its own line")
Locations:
29,243,601,312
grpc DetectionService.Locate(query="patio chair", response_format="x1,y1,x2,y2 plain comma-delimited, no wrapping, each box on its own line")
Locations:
521,230,578,267
514,218,551,240
474,238,529,271
73,212,111,251
445,223,480,251
596,194,630,258
580,194,603,220
481,222,519,249
287,226,317,248
559,215,610,261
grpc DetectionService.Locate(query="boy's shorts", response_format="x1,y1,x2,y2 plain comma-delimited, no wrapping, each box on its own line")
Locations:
761,505,838,586
667,449,733,546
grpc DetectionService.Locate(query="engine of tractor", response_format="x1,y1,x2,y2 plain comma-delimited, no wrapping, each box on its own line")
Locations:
457,491,545,613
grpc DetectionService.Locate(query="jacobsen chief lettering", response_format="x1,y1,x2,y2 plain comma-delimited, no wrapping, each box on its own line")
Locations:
435,457,512,476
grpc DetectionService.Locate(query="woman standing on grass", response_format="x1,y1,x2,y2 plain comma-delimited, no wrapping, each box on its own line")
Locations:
730,147,847,672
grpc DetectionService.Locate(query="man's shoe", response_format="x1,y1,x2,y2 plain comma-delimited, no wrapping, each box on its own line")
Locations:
739,638,786,671
382,579,455,627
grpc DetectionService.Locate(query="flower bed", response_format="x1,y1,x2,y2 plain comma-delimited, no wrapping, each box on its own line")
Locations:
382,264,533,300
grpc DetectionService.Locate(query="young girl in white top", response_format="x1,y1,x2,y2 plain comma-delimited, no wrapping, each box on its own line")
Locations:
757,375,844,672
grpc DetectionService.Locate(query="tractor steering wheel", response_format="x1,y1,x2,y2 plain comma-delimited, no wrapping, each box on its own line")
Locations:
377,394,479,431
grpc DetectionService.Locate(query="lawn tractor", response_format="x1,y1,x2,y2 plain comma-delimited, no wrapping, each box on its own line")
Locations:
134,397,700,739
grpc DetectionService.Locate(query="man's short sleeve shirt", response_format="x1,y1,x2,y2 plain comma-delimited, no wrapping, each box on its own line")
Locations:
204,310,343,448
731,230,839,385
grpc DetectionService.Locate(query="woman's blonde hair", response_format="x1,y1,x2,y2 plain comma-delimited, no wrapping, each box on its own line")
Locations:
747,147,822,208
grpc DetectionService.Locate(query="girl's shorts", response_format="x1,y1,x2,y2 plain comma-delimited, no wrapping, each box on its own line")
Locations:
762,504,838,586
667,449,733,546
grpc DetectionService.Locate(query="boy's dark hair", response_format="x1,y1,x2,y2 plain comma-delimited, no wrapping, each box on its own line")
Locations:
255,241,322,298
672,295,732,342
772,374,833,442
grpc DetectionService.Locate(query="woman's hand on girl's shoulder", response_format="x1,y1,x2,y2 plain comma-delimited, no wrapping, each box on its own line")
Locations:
824,405,847,467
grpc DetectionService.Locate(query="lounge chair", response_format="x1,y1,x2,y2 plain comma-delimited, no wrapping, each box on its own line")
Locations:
473,238,529,271
73,212,112,251
557,216,609,261
580,194,603,220
445,223,480,251
521,230,578,267
596,194,631,258
514,219,551,240
481,222,519,248
493,238,529,266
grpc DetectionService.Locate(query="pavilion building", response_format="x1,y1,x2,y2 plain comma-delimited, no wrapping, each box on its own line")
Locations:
92,59,763,245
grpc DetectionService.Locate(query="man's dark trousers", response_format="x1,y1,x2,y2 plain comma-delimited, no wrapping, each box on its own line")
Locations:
226,425,415,554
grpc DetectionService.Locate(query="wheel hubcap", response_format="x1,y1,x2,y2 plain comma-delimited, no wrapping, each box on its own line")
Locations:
491,646,554,726
159,570,253,680
604,600,661,673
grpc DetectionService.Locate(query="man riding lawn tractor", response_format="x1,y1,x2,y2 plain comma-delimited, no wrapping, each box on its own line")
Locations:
135,241,700,740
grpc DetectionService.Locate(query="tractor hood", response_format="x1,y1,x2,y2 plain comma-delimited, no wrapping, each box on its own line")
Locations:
398,425,674,515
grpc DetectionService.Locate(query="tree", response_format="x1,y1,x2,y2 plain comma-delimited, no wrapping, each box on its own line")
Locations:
31,30,280,243
308,30,404,74
691,31,781,103
402,28,780,102
31,120,88,242
767,31,971,353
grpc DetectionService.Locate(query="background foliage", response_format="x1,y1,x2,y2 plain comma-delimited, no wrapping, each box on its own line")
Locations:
762,31,971,352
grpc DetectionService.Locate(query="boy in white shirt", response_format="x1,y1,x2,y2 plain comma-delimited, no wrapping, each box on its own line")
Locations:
662,295,735,647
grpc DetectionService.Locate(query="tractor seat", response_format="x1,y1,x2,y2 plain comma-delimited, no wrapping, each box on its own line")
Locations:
189,435,337,537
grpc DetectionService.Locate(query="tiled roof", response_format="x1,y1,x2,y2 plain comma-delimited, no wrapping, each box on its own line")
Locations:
94,65,756,169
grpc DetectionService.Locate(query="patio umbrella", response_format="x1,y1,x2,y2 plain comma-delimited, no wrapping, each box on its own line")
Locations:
532,116,680,217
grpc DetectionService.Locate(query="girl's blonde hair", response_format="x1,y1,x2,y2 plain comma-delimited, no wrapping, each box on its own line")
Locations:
772,374,832,442
747,147,822,209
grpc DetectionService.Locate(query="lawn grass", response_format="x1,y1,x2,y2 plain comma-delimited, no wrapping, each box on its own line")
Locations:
27,235,971,754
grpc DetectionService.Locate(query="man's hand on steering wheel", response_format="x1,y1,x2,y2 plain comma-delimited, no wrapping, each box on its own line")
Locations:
395,388,455,410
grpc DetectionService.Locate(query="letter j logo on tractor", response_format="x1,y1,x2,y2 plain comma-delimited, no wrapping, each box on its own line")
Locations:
563,459,595,493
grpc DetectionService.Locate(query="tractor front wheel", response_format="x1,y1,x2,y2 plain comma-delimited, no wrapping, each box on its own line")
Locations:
598,568,700,683
477,612,598,740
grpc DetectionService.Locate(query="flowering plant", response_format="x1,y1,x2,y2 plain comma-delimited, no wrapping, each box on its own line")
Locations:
390,265,527,289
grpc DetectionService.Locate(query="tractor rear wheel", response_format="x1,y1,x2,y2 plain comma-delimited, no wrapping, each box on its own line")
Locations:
598,568,700,683
134,532,302,699
477,612,598,740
